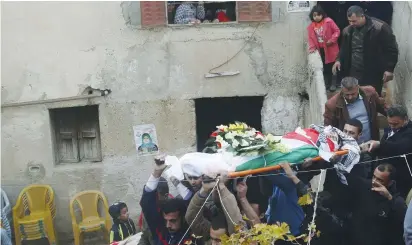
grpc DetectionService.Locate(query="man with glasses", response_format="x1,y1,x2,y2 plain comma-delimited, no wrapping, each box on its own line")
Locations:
324,76,386,144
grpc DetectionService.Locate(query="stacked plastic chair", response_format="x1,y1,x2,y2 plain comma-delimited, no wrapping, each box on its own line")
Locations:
70,190,111,245
1,188,12,231
13,184,57,245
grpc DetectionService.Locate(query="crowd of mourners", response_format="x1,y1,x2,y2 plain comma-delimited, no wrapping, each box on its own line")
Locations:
2,3,410,245
107,3,411,245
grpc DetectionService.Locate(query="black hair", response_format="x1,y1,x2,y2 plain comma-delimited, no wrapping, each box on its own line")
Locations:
161,198,187,215
377,163,396,181
346,118,363,133
158,177,169,195
309,5,327,21
211,211,228,230
387,104,408,119
347,5,364,17
109,202,128,220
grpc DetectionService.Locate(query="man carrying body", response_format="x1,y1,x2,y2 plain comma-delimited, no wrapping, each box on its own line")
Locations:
140,157,202,245
332,5,398,95
363,104,412,198
324,76,386,144
343,118,373,178
185,174,245,244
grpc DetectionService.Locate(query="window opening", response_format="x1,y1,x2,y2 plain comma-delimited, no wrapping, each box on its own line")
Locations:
194,96,264,152
167,1,237,25
49,105,102,164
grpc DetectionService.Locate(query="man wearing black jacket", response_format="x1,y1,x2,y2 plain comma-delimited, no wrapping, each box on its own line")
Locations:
332,5,398,95
363,104,412,198
140,157,202,245
346,163,407,245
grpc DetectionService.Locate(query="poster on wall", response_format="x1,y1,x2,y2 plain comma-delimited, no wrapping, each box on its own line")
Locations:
133,124,159,156
287,1,310,13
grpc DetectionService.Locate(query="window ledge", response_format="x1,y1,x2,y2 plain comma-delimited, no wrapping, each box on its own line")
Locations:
167,21,238,27
54,160,103,170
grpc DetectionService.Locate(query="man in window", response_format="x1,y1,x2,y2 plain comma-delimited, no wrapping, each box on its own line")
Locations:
174,2,205,24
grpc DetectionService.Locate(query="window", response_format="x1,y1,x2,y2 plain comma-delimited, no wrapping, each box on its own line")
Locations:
167,1,237,25
194,96,264,152
50,105,102,164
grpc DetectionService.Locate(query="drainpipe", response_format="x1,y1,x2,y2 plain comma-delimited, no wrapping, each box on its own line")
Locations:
1,91,111,108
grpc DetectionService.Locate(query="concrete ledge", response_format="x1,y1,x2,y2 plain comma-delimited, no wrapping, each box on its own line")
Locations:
305,51,327,126
306,50,328,192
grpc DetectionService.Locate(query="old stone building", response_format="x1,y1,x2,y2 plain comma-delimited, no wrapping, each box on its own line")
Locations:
1,1,411,243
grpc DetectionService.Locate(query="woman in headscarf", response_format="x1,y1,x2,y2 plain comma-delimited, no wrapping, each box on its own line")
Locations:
138,133,158,154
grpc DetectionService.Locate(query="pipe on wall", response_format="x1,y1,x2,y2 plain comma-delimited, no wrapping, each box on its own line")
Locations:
1,93,108,108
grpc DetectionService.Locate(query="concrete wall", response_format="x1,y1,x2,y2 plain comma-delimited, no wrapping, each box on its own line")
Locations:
1,1,312,241
305,51,327,127
304,51,328,192
389,1,412,114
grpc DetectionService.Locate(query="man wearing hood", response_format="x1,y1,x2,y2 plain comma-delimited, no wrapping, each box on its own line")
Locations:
109,202,137,243
363,104,412,198
347,163,407,245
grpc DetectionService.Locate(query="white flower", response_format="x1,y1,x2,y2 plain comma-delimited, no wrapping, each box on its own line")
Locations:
232,139,240,148
245,129,256,137
224,132,235,140
216,135,224,142
217,125,228,132
266,133,277,143
255,134,264,140
240,139,249,147
220,140,230,149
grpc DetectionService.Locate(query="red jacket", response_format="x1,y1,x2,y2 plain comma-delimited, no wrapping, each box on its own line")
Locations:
307,17,340,64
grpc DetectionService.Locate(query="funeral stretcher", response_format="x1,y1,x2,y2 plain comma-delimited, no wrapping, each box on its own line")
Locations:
164,124,359,184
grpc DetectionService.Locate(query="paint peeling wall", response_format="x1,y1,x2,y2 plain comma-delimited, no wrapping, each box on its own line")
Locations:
389,1,412,114
1,1,313,241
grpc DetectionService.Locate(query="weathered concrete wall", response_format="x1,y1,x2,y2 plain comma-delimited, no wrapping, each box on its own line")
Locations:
305,51,327,127
1,1,312,241
305,51,328,192
389,1,412,114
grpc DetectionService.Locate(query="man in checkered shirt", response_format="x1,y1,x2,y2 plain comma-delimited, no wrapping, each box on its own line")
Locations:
174,2,205,24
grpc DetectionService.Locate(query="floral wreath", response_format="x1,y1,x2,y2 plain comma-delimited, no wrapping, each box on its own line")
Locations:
204,122,289,156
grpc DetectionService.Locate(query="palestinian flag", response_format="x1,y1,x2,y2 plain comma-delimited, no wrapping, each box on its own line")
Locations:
170,127,340,178
232,128,337,172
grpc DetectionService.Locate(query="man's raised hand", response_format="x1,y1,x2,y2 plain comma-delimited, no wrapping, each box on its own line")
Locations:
153,154,167,178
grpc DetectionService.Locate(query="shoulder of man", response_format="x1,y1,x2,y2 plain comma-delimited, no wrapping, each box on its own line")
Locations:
368,16,391,33
342,25,352,36
360,86,378,97
325,92,341,108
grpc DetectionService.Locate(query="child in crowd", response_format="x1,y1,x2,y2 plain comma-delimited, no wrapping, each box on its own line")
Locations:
307,5,340,92
109,202,137,243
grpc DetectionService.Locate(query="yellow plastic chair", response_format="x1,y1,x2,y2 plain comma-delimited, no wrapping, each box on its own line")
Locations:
12,184,57,245
70,190,111,245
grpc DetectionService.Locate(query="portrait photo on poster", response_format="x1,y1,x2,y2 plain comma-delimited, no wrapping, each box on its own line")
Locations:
133,124,159,156
287,1,310,13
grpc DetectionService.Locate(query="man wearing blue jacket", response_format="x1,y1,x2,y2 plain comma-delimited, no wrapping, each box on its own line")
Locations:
265,163,307,237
